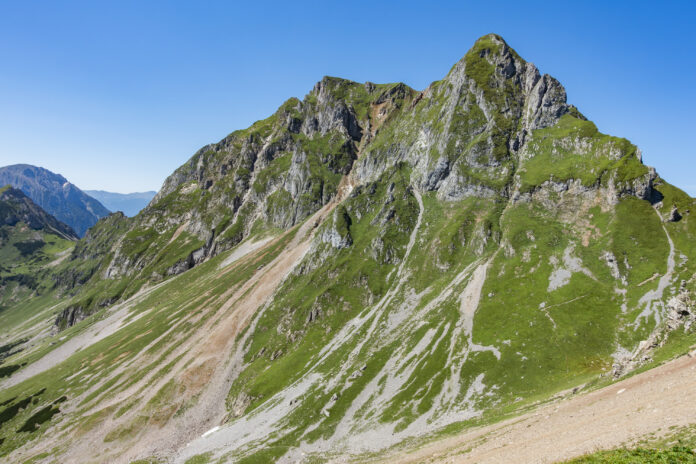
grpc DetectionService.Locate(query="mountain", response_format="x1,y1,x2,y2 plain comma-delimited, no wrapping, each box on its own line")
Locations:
0,186,77,311
0,34,695,463
0,186,77,241
83,190,156,217
0,165,111,237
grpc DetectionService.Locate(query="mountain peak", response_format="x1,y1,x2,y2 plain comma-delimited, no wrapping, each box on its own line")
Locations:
468,33,521,62
445,32,526,86
473,32,508,47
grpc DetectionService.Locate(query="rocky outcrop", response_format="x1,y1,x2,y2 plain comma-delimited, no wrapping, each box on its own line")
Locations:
613,278,695,378
353,34,573,202
668,205,682,222
54,305,87,330
666,280,695,331
321,207,353,249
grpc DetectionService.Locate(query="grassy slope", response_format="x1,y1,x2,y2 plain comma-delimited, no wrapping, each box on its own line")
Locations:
208,171,695,463
567,447,696,463
0,230,296,458
566,423,696,463
0,221,75,361
0,223,74,299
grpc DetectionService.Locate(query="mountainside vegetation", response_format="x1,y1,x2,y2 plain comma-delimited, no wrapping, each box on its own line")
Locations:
0,34,694,464
0,186,77,353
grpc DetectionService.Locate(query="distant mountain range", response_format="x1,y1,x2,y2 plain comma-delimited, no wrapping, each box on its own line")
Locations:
0,165,110,237
84,190,155,217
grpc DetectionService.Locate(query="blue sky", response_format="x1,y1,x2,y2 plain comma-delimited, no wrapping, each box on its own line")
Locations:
0,1,694,195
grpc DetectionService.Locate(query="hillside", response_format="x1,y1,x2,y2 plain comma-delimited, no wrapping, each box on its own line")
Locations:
0,185,77,326
84,190,156,217
0,34,694,464
0,165,111,237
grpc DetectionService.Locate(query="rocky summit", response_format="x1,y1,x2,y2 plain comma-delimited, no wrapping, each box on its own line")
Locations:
0,34,694,463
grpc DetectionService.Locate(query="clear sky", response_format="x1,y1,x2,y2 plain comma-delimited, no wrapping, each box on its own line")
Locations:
0,1,694,195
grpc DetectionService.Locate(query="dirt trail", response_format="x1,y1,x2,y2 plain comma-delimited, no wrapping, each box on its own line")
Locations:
380,353,696,464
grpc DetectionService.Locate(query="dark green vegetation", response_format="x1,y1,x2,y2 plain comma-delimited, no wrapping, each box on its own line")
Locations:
0,34,694,463
0,364,23,379
0,339,27,364
0,389,45,429
17,396,66,433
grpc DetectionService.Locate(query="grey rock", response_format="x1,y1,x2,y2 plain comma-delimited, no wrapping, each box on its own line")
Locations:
668,205,682,222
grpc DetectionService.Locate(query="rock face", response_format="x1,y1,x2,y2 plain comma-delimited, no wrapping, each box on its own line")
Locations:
54,305,87,330
353,34,575,199
321,206,353,249
0,165,110,236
